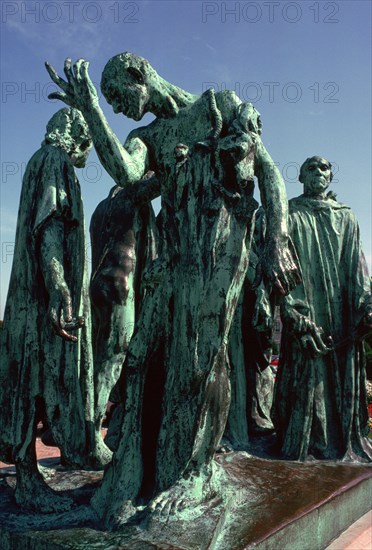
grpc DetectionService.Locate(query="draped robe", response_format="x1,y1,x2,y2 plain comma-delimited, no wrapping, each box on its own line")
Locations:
0,144,94,466
273,195,372,462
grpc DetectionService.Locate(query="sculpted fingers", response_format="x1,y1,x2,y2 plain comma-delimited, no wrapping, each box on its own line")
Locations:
58,328,78,343
273,277,286,296
267,269,287,296
47,91,70,103
73,59,87,81
49,305,60,334
45,61,68,91
311,332,329,355
300,334,320,356
48,305,77,342
64,58,74,83
281,267,300,295
80,60,91,81
46,60,76,106
300,327,329,356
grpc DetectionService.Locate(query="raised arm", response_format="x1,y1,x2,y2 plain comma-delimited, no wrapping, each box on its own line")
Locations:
45,59,148,186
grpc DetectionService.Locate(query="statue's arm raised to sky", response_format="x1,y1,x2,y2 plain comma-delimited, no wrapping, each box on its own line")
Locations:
46,58,150,185
46,56,299,294
46,54,301,526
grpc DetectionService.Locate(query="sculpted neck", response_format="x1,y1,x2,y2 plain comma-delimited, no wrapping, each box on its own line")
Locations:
149,77,199,118
304,191,327,200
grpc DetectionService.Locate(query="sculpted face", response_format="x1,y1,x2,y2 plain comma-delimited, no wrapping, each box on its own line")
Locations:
71,136,92,168
300,157,332,196
44,108,92,168
102,64,150,121
70,116,92,168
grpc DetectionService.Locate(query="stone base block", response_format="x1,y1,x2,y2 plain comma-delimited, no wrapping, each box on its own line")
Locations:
0,453,371,549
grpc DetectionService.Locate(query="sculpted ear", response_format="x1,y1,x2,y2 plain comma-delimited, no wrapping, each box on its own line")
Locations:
127,67,144,85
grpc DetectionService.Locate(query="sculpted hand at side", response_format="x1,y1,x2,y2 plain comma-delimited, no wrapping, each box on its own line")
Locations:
252,286,273,332
299,325,330,357
45,58,99,111
291,315,331,356
260,240,302,297
48,285,84,342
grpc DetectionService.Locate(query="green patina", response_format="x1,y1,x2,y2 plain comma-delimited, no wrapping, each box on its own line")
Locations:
89,173,160,439
0,108,111,513
46,52,300,528
0,51,370,544
272,156,372,462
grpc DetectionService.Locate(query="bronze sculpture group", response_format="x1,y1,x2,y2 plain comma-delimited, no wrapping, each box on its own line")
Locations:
0,53,371,529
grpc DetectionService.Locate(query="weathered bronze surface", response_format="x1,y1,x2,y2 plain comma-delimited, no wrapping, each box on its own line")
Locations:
45,52,301,527
1,453,371,549
273,157,372,462
89,174,159,445
0,108,105,513
225,208,275,450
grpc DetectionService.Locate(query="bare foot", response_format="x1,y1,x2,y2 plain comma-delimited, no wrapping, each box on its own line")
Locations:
85,436,113,470
148,463,223,521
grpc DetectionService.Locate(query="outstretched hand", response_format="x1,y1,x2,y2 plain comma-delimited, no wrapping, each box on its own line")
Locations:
45,58,99,111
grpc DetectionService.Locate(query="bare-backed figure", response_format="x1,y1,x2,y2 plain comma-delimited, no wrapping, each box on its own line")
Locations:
89,174,160,440
47,53,300,528
0,108,94,513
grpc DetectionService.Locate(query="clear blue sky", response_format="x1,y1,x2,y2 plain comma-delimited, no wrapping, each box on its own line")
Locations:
1,0,371,317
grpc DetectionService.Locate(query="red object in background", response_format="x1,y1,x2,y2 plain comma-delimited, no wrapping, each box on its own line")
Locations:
368,403,372,418
270,355,279,367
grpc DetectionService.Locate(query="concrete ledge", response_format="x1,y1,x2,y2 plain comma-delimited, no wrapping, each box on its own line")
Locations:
253,475,371,549
1,454,371,549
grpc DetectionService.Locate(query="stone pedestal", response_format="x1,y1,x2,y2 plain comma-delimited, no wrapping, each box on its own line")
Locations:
1,453,371,550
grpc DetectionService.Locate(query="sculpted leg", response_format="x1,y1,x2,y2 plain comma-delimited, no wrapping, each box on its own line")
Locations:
15,440,74,513
150,347,231,518
91,286,164,528
89,267,135,468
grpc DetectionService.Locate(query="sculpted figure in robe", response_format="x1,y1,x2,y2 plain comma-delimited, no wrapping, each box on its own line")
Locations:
224,209,276,450
272,156,372,462
47,53,300,527
0,108,99,512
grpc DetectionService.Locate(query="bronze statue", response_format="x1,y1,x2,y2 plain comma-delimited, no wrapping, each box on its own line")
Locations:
272,156,372,462
224,209,275,450
89,174,160,442
0,108,96,512
46,53,300,527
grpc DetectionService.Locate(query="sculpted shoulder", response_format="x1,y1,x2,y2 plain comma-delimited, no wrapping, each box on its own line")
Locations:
124,125,150,146
215,90,242,126
25,144,73,181
288,194,353,216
